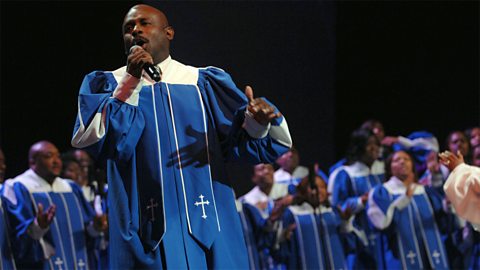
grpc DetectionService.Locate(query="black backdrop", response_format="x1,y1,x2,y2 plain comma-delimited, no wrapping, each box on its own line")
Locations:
0,1,478,196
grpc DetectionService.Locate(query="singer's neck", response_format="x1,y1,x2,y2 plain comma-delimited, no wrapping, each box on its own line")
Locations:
154,51,170,66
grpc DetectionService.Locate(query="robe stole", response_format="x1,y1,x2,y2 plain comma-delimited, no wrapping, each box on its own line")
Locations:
31,192,89,270
138,82,220,249
394,193,449,270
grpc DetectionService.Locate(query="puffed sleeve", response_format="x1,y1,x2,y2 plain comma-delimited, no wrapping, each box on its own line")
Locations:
198,67,292,164
367,184,410,230
443,163,480,228
71,71,145,162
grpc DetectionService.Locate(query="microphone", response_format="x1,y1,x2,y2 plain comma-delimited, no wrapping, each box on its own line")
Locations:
129,45,161,82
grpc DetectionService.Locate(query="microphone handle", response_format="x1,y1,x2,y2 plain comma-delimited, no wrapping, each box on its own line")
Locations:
143,63,161,82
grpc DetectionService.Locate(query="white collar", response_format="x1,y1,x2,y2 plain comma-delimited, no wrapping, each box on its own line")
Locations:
14,169,72,193
384,176,425,195
240,186,269,205
157,55,172,75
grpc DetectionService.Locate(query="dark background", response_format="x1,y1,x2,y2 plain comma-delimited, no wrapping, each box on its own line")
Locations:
0,1,478,196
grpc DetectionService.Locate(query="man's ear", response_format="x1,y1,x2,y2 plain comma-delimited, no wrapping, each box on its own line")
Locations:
165,26,175,41
29,157,36,168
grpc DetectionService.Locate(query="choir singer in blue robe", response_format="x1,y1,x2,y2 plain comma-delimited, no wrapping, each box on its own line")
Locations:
368,150,449,270
2,141,107,270
71,4,292,269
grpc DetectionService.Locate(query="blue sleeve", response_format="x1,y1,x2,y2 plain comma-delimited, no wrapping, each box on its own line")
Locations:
328,158,346,175
242,203,273,249
331,170,362,213
371,185,394,215
199,68,291,164
72,71,145,162
5,183,44,263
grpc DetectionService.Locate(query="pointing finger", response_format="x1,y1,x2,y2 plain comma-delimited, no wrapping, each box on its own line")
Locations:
244,85,254,102
37,203,44,214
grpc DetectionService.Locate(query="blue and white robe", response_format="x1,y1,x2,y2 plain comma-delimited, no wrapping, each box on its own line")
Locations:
3,169,96,270
240,186,275,218
328,161,384,269
368,177,449,270
240,187,283,270
0,187,16,270
237,201,279,270
273,203,347,270
270,167,308,200
71,56,292,269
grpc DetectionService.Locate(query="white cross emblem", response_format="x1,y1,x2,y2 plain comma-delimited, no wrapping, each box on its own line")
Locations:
194,194,210,219
54,257,64,270
78,258,86,270
406,250,416,264
432,250,441,264
146,198,159,221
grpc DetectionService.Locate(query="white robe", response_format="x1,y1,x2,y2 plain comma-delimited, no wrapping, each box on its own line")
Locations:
443,163,480,230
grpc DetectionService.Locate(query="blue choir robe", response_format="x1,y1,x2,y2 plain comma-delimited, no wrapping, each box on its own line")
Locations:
368,177,449,270
270,167,308,200
273,203,347,270
0,186,16,270
239,187,283,270
237,201,279,270
328,161,384,269
90,193,108,270
240,186,275,218
71,56,292,269
2,169,97,270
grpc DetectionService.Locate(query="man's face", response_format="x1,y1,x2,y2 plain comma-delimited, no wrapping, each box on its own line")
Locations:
0,149,6,183
32,143,62,180
74,149,91,179
252,164,274,187
362,136,380,164
470,127,480,148
276,150,299,172
316,177,328,204
391,151,414,180
472,146,480,167
123,5,173,65
448,132,469,156
62,161,81,183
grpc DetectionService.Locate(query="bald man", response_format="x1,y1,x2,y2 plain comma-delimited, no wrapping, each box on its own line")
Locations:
3,141,107,269
72,4,292,269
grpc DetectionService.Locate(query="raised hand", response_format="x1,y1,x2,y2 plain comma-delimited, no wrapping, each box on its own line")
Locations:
360,191,370,205
438,150,464,171
127,45,154,79
37,203,56,229
337,205,353,220
244,86,281,126
268,199,289,223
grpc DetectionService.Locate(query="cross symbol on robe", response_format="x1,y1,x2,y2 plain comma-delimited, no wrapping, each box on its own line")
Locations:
432,250,441,264
54,257,64,270
78,258,86,270
146,198,159,221
406,250,416,264
194,194,210,219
